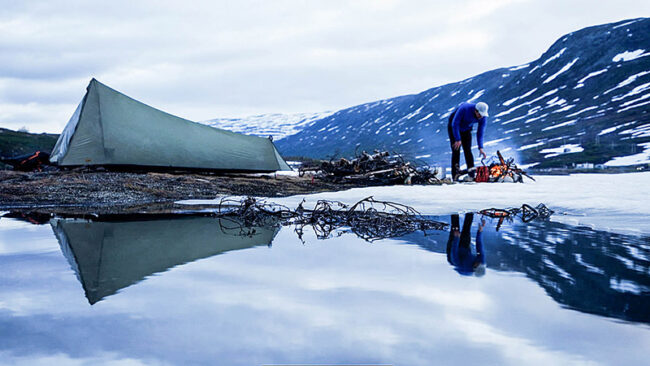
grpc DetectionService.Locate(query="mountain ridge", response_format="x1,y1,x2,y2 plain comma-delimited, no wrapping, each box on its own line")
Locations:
276,18,650,168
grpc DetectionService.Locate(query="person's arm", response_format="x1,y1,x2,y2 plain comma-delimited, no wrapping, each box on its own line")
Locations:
449,235,460,265
476,117,486,149
451,107,463,142
477,117,487,158
476,221,486,264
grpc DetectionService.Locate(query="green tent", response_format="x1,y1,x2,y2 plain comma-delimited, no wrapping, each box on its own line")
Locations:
51,216,279,304
50,79,291,172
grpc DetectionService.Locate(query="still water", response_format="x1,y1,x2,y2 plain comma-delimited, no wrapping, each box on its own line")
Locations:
0,213,648,365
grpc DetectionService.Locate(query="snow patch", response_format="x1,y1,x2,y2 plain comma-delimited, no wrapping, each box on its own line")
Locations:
566,106,598,117
619,93,650,109
495,89,558,118
483,137,511,147
525,113,549,123
509,64,530,71
605,142,650,166
597,121,636,136
546,97,567,107
612,49,650,62
619,123,650,138
375,121,392,134
518,141,545,151
610,279,644,294
604,71,650,95
518,162,539,169
404,106,424,120
541,119,578,131
417,113,434,122
467,89,485,103
612,83,650,102
612,19,642,29
543,58,579,84
539,144,584,158
503,88,537,107
503,96,519,107
617,99,650,113
541,47,567,67
553,105,574,113
574,69,608,88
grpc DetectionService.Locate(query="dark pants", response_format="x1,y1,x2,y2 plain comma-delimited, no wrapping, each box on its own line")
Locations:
446,213,474,267
448,213,473,246
447,112,474,179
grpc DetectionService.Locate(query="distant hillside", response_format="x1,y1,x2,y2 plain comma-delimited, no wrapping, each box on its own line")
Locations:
202,111,333,141
276,18,650,168
0,128,59,159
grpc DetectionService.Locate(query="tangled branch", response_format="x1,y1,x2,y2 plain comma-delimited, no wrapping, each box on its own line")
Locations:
479,203,554,231
299,150,442,186
216,196,448,242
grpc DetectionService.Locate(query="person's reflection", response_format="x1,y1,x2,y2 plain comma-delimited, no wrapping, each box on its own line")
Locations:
446,213,486,276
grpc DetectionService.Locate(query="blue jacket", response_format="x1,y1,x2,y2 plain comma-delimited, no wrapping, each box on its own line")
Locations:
449,230,485,276
451,102,487,149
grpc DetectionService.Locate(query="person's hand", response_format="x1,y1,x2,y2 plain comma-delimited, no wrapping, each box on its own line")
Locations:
453,229,460,237
453,141,462,150
479,148,487,159
479,218,486,232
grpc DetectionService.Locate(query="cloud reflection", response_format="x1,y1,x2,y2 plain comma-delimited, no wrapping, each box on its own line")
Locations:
0,217,648,365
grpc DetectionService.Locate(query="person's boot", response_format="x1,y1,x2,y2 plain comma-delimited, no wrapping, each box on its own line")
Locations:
452,164,460,182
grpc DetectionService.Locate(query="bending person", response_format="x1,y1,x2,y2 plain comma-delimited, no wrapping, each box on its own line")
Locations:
447,102,489,181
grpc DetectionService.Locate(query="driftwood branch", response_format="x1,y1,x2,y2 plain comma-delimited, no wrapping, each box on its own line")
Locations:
216,196,448,242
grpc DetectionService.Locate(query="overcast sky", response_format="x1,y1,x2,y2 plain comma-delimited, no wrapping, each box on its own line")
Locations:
1,0,649,133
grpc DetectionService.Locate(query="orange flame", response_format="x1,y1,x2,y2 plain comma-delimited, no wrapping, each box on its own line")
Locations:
490,165,506,177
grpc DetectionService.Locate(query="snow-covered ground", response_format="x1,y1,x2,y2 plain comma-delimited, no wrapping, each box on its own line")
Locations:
179,172,650,236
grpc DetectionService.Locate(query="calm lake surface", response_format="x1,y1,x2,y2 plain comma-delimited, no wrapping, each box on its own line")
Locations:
0,213,648,365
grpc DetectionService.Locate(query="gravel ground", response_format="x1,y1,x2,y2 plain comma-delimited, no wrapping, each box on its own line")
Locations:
0,169,355,215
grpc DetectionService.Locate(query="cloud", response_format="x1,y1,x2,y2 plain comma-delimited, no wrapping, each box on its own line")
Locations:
0,0,649,133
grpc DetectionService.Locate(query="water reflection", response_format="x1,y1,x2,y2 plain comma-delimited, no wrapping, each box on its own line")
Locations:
1,213,649,365
446,213,486,276
406,217,650,324
44,212,650,324
50,216,279,304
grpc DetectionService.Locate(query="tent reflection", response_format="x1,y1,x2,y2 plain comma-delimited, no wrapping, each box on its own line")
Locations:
51,216,278,304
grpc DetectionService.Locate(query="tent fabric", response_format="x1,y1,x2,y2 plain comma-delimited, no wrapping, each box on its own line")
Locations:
50,99,84,163
51,216,279,304
51,79,291,172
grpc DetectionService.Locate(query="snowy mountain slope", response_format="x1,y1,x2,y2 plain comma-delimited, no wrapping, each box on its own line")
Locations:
276,18,650,168
202,111,333,141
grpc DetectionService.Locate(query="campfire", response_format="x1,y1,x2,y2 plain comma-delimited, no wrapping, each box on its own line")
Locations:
479,150,535,183
490,164,505,178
